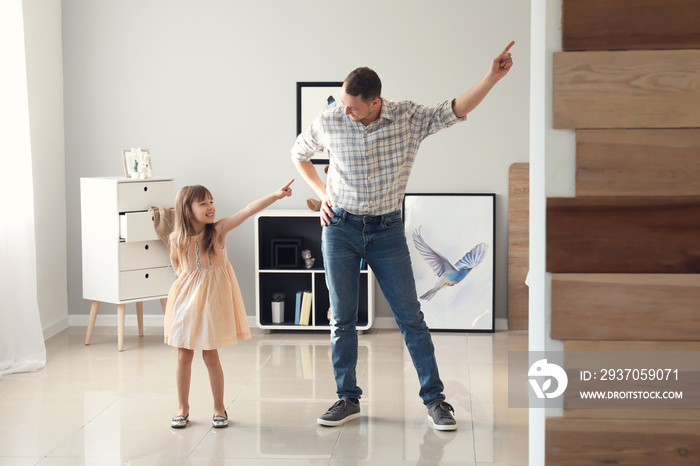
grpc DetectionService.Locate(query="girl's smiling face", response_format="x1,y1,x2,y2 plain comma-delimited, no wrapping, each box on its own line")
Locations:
190,195,215,230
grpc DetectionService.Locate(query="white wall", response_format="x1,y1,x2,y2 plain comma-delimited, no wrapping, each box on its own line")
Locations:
545,1,575,198
61,0,531,322
544,0,573,414
544,0,572,354
529,0,576,461
23,0,69,337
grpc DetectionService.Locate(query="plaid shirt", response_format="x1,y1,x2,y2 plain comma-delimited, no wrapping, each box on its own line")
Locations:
292,98,466,215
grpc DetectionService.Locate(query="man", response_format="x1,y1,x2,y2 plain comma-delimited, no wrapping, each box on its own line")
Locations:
292,42,514,431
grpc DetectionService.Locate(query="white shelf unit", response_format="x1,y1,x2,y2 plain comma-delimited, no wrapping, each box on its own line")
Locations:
254,209,374,331
80,176,175,350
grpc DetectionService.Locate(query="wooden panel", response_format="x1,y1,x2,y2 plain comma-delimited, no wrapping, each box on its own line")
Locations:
562,341,700,416
508,163,528,330
562,0,700,51
547,197,700,273
576,129,700,197
564,341,700,352
546,417,700,465
553,50,700,129
565,408,700,422
551,274,700,340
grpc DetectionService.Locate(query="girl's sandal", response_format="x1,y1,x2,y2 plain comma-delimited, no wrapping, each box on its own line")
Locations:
212,411,228,428
171,413,189,428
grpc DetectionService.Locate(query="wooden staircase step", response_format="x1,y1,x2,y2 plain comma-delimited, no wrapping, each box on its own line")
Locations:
564,341,700,352
562,0,700,51
551,274,700,341
553,50,700,129
561,340,700,413
564,408,700,422
547,197,700,273
576,129,700,197
546,417,700,465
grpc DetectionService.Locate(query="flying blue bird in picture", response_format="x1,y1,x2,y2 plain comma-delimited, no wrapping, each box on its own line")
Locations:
412,227,489,301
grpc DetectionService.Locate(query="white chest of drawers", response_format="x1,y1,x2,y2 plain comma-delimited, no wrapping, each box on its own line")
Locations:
80,177,175,350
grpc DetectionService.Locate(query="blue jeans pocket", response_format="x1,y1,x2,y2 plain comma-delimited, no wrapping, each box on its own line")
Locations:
382,212,403,229
328,207,344,226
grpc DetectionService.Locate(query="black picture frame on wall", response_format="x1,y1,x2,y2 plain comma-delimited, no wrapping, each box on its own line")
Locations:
403,193,496,332
296,81,343,165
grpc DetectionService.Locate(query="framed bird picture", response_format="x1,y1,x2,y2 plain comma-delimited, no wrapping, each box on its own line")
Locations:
403,193,496,332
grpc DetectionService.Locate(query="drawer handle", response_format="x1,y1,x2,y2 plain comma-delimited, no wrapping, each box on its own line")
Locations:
144,186,148,192
145,273,150,279
144,245,149,250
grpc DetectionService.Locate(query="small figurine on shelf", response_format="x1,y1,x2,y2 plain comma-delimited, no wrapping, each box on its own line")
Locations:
137,151,153,179
301,249,315,269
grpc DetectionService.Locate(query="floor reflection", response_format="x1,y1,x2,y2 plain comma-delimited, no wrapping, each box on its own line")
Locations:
0,326,528,465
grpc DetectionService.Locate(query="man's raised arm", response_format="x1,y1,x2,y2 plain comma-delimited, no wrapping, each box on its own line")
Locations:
452,41,514,118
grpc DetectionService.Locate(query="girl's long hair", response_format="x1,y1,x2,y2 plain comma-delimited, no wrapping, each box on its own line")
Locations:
171,185,216,273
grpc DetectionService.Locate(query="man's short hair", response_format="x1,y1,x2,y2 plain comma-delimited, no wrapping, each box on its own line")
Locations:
344,67,382,102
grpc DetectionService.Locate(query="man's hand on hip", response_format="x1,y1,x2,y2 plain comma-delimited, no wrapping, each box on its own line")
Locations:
320,196,334,227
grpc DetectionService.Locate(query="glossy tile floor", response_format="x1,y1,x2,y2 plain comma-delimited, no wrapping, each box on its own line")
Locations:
0,326,528,465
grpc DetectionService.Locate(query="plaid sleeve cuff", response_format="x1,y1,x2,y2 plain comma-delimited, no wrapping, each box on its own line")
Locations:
291,134,315,162
445,99,467,124
291,120,324,162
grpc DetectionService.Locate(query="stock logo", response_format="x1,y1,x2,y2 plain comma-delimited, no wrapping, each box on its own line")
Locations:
528,359,568,399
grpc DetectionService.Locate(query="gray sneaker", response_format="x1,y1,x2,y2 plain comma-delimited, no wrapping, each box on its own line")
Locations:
427,401,457,431
317,398,361,426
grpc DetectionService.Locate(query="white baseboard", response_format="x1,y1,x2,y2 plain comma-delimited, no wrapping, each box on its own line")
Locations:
42,317,70,340
68,315,509,331
496,318,508,330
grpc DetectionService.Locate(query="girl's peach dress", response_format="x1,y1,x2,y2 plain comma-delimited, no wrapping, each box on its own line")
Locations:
164,233,251,350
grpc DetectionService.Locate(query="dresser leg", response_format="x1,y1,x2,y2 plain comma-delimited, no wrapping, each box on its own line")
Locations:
117,304,126,351
160,298,167,313
136,301,144,337
85,300,100,345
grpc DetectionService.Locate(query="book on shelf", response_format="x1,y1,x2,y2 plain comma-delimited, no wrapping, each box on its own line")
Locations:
294,291,303,325
299,290,312,326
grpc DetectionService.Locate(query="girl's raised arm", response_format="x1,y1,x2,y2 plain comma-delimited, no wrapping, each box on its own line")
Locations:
215,180,294,238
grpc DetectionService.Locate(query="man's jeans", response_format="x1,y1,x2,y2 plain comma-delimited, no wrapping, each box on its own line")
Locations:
321,206,445,405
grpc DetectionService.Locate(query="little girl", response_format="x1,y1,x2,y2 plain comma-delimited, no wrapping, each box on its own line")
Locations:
165,180,293,428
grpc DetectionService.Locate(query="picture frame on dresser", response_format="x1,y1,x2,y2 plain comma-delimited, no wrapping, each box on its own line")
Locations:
403,193,496,332
121,148,152,179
